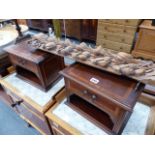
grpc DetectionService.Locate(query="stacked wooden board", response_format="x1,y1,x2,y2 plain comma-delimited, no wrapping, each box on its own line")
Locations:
96,19,141,53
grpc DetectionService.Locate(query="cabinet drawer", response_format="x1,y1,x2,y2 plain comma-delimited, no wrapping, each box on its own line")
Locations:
4,88,21,103
9,54,37,73
98,22,136,36
68,80,119,118
97,32,134,45
3,85,51,134
16,102,51,135
52,126,64,135
97,39,132,53
49,120,72,135
99,19,141,27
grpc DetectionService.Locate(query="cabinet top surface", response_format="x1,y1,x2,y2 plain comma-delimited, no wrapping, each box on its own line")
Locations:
4,40,50,63
61,63,144,110
140,20,155,30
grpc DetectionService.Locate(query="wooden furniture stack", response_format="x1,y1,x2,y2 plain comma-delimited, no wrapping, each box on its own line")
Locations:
132,20,155,61
57,63,144,134
96,19,141,53
26,19,98,42
60,19,98,42
4,40,65,91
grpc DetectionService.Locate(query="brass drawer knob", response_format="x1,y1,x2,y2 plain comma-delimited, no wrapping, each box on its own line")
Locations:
92,94,97,100
103,35,107,39
104,26,107,30
18,58,26,65
121,38,125,42
83,90,88,94
123,29,127,33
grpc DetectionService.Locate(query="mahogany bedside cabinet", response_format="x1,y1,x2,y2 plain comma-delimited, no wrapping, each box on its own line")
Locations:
60,63,145,134
0,72,65,134
4,40,65,91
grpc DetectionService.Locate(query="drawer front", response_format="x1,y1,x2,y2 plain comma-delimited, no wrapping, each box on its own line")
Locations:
49,120,72,135
98,21,137,36
99,19,140,27
97,32,135,45
97,39,132,52
9,54,37,73
3,86,43,117
5,88,22,103
52,126,64,135
16,102,51,135
68,80,120,118
2,84,51,134
2,86,23,113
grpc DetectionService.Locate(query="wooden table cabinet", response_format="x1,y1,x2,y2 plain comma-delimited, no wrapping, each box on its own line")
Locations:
132,20,155,61
60,63,145,134
45,86,152,135
4,40,65,91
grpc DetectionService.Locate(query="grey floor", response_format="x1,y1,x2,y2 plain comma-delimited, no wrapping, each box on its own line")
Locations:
0,30,95,135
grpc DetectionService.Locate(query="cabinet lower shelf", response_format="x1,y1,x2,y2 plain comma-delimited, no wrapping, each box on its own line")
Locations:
67,95,114,134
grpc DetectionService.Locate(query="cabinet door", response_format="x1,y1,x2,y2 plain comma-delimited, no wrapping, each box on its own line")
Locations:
82,19,98,41
136,29,155,52
60,19,81,40
133,28,155,61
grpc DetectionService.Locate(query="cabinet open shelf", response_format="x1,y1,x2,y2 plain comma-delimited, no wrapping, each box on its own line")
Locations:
67,94,114,134
16,66,42,89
